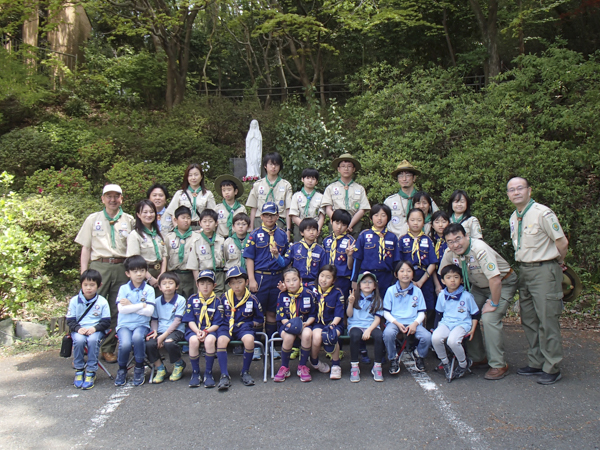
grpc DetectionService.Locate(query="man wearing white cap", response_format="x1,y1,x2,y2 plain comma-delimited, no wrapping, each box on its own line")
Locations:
75,184,135,363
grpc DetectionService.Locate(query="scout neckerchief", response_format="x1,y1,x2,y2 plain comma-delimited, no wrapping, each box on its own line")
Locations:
198,292,217,329
395,282,414,297
288,287,303,319
300,239,317,274
371,226,387,263
224,200,242,236
174,227,193,263
424,213,432,225
103,207,123,249
515,199,535,252
459,239,472,292
232,233,249,270
187,186,203,214
329,234,345,263
398,187,416,216
338,178,354,210
265,176,282,203
317,285,334,324
408,230,424,266
225,288,251,334
434,235,445,259
142,226,162,261
261,223,277,259
444,285,464,302
301,187,315,217
450,213,464,224
200,231,217,269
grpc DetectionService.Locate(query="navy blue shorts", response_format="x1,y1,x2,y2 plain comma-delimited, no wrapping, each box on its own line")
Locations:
313,322,344,336
217,323,255,340
184,329,217,342
254,273,281,313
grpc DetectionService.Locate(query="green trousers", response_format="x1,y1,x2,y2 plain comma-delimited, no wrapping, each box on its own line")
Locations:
518,261,564,374
175,271,197,300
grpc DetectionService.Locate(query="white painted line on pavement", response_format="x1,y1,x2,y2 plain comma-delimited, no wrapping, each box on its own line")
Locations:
401,353,489,450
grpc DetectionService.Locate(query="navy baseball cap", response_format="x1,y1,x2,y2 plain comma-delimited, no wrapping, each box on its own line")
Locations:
197,269,216,282
226,266,248,282
284,317,303,335
261,202,278,215
322,325,339,353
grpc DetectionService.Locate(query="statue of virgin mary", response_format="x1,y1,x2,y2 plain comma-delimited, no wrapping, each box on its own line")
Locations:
245,120,262,178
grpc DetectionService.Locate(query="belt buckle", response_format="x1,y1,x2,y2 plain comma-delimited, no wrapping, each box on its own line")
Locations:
154,263,161,270
108,257,116,263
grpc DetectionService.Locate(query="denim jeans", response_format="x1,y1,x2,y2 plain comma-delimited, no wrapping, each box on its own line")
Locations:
72,331,104,373
117,326,150,367
383,322,432,360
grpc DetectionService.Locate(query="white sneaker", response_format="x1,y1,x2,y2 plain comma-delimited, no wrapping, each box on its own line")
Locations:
309,359,330,373
330,365,342,380
253,347,262,361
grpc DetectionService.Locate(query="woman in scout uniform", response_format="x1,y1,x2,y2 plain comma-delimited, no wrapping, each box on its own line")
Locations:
214,175,247,239
147,183,169,233
163,163,217,231
126,199,168,295
289,168,325,242
448,189,483,240
321,153,371,239
413,191,434,235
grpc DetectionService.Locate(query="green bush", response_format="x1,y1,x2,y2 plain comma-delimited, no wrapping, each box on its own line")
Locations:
77,139,116,192
23,167,92,196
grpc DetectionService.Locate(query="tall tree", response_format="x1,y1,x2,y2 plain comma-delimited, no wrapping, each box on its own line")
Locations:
468,0,500,82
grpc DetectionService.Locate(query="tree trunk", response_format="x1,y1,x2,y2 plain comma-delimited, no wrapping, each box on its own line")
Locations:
468,0,500,84
442,8,457,67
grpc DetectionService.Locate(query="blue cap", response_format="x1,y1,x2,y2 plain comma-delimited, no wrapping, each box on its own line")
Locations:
284,317,303,335
322,325,339,353
226,265,248,282
261,202,278,215
197,269,215,282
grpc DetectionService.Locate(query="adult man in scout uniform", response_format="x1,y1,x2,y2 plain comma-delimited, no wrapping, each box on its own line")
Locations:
75,184,135,363
214,174,247,239
321,153,370,238
439,223,518,380
507,177,568,385
384,160,438,238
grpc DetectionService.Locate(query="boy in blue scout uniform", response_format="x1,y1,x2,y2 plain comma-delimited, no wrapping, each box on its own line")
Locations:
322,209,355,299
215,266,264,389
243,202,289,358
66,269,111,390
283,218,326,285
182,270,222,388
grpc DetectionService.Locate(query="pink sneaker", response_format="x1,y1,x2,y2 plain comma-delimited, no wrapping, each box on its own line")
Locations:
297,365,312,382
274,366,291,382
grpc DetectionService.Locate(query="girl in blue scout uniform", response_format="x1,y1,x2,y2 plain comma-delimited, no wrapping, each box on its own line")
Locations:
346,271,385,382
323,209,355,299
308,265,345,379
350,204,401,297
283,218,326,285
182,270,222,388
399,208,439,331
382,261,432,374
430,210,450,296
215,266,264,389
274,268,317,383
413,191,434,236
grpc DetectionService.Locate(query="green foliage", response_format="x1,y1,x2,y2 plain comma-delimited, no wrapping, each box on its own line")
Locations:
23,167,92,196
77,139,116,191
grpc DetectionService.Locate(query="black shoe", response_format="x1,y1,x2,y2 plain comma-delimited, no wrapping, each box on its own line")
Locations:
413,351,425,372
537,371,562,385
452,365,468,380
517,366,544,376
241,371,255,386
217,374,231,391
203,371,215,388
389,358,400,375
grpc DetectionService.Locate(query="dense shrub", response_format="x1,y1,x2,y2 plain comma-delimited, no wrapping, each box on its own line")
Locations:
23,167,92,196
0,127,55,187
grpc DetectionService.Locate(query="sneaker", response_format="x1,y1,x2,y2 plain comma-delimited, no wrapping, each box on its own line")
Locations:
414,355,425,372
233,345,244,356
203,371,215,388
241,371,255,386
290,347,300,360
81,372,96,390
452,365,468,380
189,371,201,388
169,361,186,382
272,349,281,360
115,369,127,386
309,359,330,373
74,370,84,389
389,358,401,375
537,371,562,385
350,365,360,382
253,347,262,361
360,351,371,364
442,363,452,381
217,374,231,391
338,350,344,360
133,367,145,386
153,365,167,384
330,365,342,380
297,365,312,382
274,366,291,382
372,365,384,382
517,366,544,376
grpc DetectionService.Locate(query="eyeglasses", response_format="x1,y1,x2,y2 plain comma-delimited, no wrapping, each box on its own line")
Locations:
446,235,464,246
397,173,414,179
507,186,528,194
360,279,375,284
339,163,354,169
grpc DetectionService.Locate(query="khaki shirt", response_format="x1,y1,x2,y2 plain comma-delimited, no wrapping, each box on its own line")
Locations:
165,230,202,271
75,210,135,260
321,180,370,216
510,202,565,263
223,236,245,270
289,191,324,220
384,192,438,238
126,229,167,265
215,201,247,238
163,189,217,228
451,216,483,240
186,233,226,271
246,177,293,214
439,238,511,289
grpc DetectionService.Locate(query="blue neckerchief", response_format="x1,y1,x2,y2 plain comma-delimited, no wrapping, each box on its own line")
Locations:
78,290,98,305
444,285,465,302
395,282,414,297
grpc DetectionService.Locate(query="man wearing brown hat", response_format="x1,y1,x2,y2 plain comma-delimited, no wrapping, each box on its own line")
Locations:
321,153,371,238
384,160,438,238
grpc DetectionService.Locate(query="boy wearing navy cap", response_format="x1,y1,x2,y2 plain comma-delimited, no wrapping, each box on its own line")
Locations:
283,218,326,285
215,266,264,389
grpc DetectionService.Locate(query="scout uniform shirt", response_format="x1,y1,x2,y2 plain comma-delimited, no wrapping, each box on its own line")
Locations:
384,191,439,238
509,202,565,263
66,293,111,330
450,215,483,240
246,177,293,215
163,189,217,230
243,225,289,272
347,293,384,330
289,190,324,220
126,229,167,268
276,287,317,326
224,235,248,270
321,179,370,216
116,281,156,331
400,232,438,273
309,284,345,326
165,230,202,271
75,209,135,259
353,228,401,273
215,201,247,238
186,233,226,271
383,282,426,325
218,289,264,334
439,238,512,289
435,286,479,333
323,233,355,278
283,240,327,284
182,292,221,332
152,294,186,334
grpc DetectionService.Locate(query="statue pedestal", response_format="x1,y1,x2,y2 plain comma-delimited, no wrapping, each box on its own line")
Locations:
230,158,247,179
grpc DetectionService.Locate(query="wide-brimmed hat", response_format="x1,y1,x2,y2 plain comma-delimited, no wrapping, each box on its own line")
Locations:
562,265,583,303
331,153,361,171
391,160,421,178
214,174,244,198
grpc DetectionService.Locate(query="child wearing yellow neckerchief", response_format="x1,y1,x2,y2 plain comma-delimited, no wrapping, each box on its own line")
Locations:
283,218,327,286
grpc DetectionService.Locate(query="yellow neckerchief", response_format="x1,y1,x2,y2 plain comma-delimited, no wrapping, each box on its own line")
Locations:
225,288,251,334
329,234,345,263
300,239,316,274
261,223,276,258
408,230,425,264
434,235,445,259
317,285,334,324
288,287,303,319
198,293,217,329
371,226,387,263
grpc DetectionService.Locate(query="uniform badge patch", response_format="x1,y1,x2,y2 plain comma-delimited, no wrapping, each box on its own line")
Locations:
333,188,339,195
487,263,496,271
392,216,400,224
258,186,265,195
170,239,177,249
94,221,102,231
354,202,360,209
552,223,559,231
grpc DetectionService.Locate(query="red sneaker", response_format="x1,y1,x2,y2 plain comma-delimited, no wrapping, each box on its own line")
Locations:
297,365,312,382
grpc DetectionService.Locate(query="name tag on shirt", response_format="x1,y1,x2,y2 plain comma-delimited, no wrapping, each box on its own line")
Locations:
246,301,253,309
303,297,311,307
421,238,429,245
385,240,394,245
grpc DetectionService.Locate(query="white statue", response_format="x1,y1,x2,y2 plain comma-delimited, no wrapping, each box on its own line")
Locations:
245,119,262,178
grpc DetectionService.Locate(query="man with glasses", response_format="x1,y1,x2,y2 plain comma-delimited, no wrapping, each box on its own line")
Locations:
507,177,568,385
438,223,518,380
75,185,135,363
